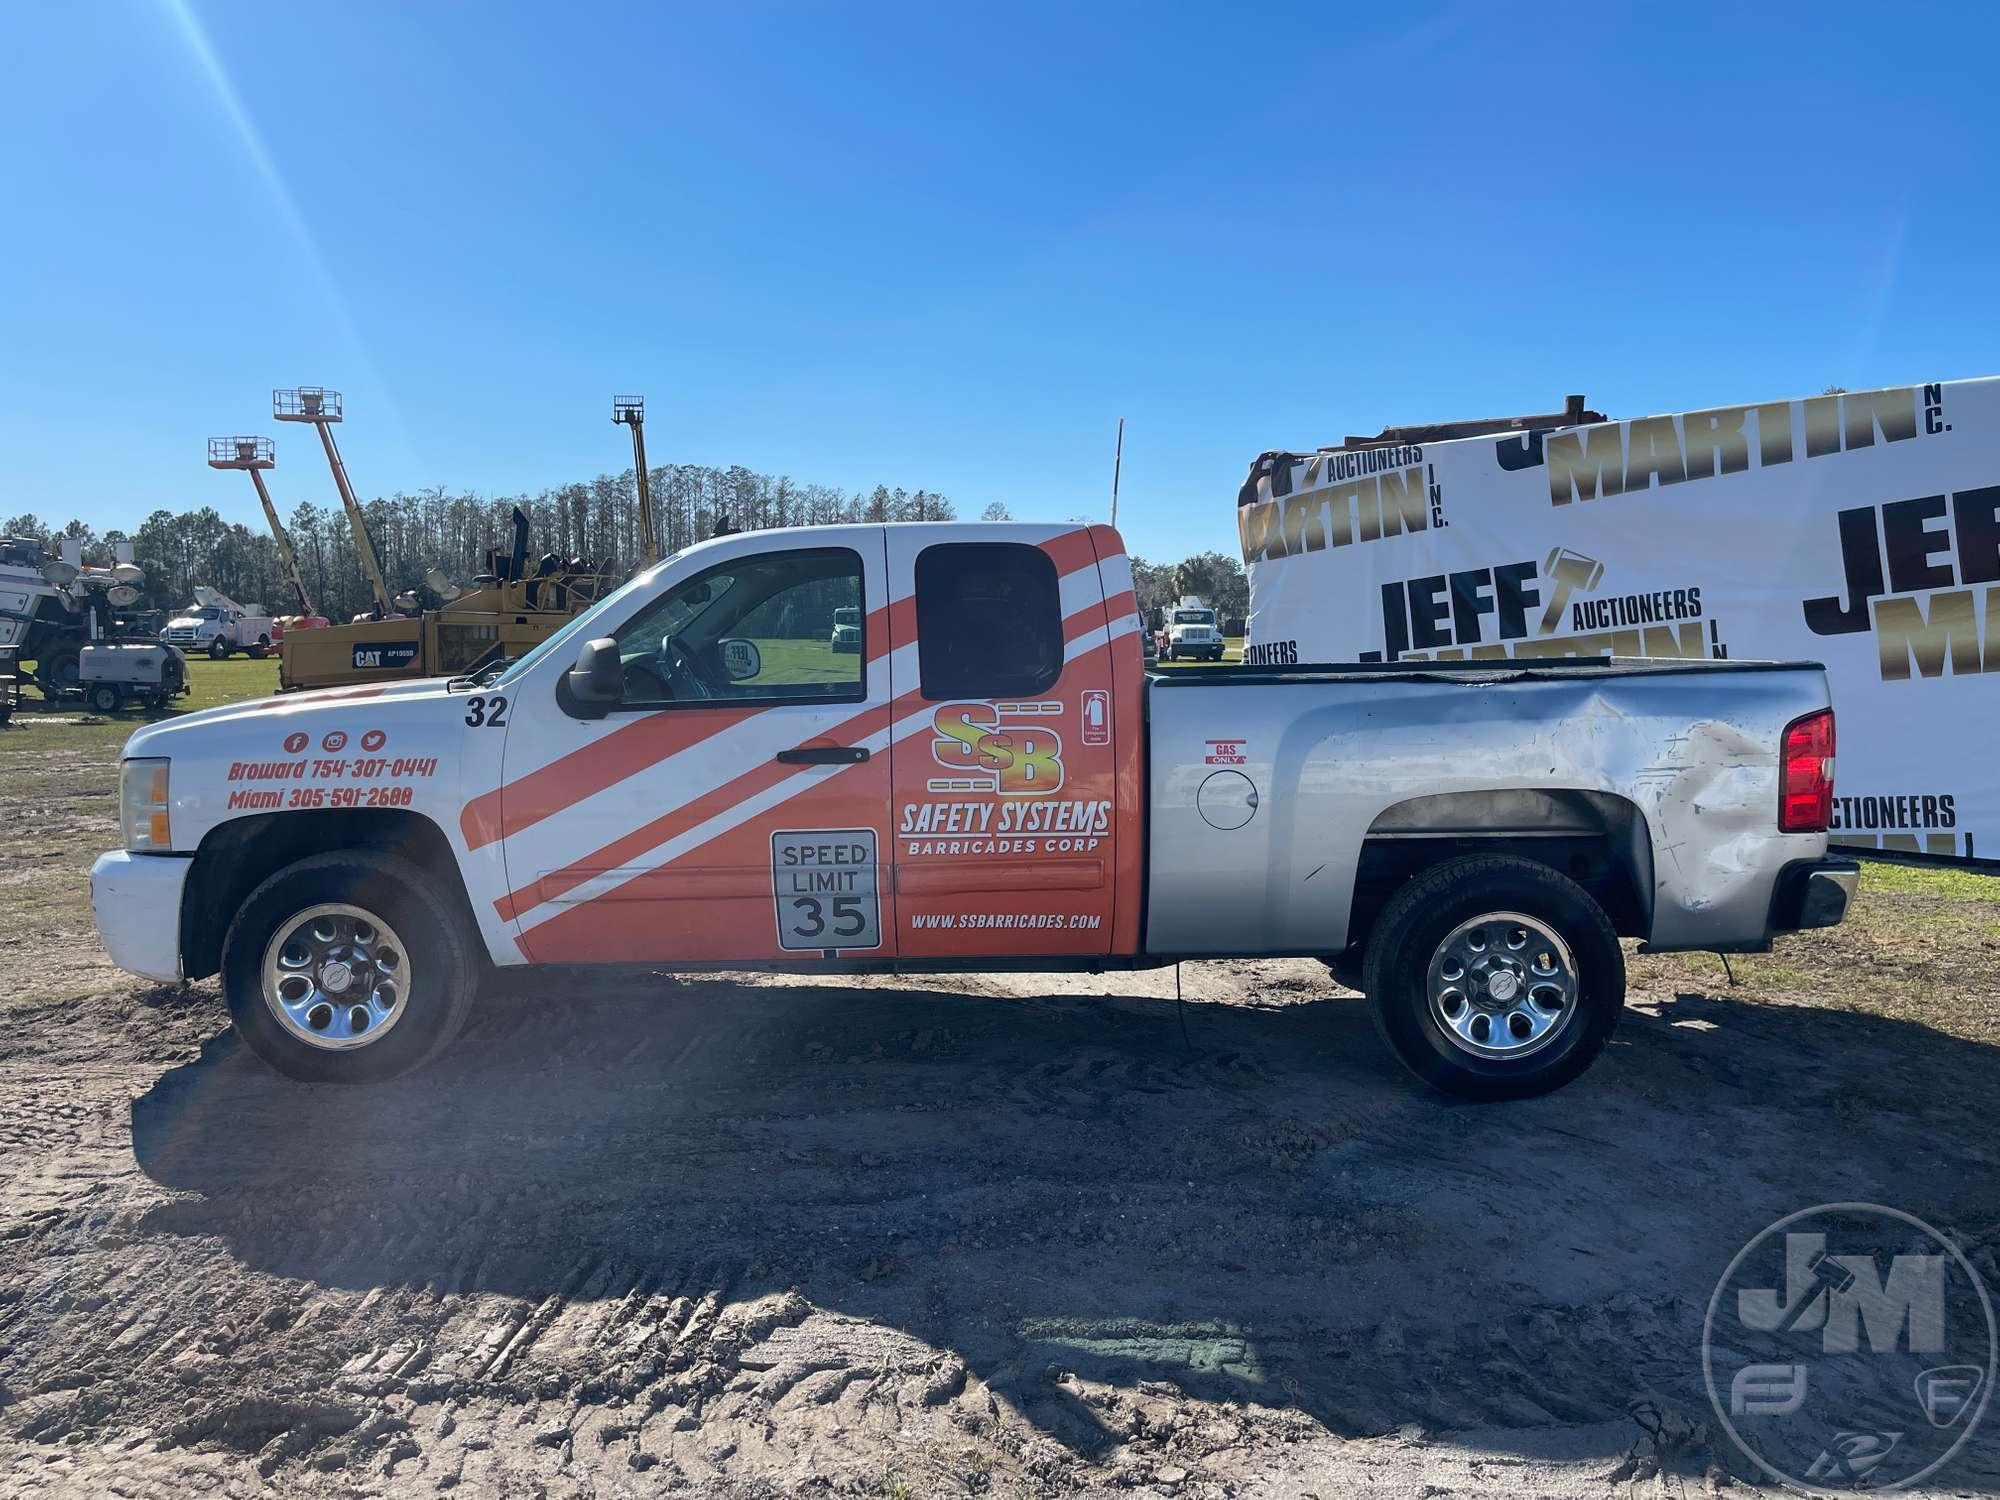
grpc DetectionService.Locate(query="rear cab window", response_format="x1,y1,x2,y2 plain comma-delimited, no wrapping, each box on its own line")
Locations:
913,542,1062,700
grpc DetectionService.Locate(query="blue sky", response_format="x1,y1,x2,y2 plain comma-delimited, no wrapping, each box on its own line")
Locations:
3,2,1997,565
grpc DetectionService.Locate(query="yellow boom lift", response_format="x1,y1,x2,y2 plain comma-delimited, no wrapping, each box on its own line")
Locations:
206,436,323,623
266,386,617,690
614,395,661,566
274,388,394,618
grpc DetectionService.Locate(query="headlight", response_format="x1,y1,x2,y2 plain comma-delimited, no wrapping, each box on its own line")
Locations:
121,758,172,851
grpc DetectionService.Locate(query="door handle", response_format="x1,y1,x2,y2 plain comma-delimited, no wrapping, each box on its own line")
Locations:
775,745,869,765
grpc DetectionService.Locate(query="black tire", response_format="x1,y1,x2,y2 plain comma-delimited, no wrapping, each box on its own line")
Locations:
1361,854,1623,1100
208,639,231,660
221,851,480,1083
37,649,80,698
88,684,121,714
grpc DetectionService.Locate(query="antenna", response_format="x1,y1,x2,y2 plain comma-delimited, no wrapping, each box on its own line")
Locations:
1110,417,1124,530
275,387,395,618
209,436,315,618
612,396,659,566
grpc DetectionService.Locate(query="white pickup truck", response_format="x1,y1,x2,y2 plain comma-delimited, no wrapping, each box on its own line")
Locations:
91,522,1856,1098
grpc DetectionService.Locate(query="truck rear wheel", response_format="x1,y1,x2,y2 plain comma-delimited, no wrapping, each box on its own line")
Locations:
221,851,480,1083
1361,854,1623,1100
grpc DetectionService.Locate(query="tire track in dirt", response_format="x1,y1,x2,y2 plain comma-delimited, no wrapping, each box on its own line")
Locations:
7,953,2000,1494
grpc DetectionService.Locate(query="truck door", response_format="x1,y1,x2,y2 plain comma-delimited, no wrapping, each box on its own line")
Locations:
886,528,1135,957
488,531,898,964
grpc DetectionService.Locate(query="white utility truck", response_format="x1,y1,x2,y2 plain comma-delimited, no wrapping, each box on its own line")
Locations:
163,586,275,660
92,521,1855,1099
829,604,862,654
1160,597,1225,661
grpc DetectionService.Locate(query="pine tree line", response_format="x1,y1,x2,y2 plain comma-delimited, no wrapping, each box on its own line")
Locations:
5,462,957,624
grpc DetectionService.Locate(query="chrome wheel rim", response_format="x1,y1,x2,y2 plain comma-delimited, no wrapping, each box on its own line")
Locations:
260,902,410,1051
1426,910,1576,1061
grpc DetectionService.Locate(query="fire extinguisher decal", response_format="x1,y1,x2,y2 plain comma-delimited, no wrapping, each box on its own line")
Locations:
1081,689,1110,746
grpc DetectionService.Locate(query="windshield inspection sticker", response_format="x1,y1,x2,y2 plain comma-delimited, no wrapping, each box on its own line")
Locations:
771,829,881,952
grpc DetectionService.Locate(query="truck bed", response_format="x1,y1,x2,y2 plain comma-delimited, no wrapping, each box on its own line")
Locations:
1141,657,1836,958
1149,656,1826,688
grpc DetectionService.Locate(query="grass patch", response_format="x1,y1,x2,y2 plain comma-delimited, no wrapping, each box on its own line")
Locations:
738,636,863,687
0,656,280,959
1632,860,2000,1044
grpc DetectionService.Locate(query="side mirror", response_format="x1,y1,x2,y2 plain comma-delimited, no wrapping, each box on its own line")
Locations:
566,638,623,706
718,638,762,682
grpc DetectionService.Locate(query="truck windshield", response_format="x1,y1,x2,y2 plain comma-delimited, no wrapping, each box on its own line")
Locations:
492,555,676,688
1174,610,1213,625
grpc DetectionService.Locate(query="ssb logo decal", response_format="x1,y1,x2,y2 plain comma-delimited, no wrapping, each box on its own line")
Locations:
929,701,1064,795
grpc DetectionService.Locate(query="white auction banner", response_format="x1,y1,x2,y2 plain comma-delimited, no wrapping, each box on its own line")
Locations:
1238,377,2000,861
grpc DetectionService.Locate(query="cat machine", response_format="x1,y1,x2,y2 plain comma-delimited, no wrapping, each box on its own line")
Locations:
270,388,623,690
277,507,615,689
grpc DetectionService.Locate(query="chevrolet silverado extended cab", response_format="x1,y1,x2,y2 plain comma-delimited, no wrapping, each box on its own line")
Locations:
91,522,1856,1098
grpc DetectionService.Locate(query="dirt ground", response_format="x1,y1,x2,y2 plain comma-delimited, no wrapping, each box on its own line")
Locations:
4,680,2000,1497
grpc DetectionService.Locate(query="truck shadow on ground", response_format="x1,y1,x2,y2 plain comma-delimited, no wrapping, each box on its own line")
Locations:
129,972,2000,1463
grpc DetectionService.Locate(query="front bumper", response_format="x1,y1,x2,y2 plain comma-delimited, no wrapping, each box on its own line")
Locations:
90,850,192,982
1770,857,1860,934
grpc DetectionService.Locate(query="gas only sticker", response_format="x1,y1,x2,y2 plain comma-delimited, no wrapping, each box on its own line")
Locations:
771,829,881,952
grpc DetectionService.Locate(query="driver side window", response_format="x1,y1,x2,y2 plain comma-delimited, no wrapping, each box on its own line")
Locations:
609,547,866,710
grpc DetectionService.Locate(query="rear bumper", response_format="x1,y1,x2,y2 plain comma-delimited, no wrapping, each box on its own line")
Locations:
1769,856,1860,934
90,850,191,982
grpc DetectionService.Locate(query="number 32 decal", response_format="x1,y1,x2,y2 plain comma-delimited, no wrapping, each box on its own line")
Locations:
464,695,509,728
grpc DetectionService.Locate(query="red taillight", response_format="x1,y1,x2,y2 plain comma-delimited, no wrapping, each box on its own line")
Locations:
1779,709,1835,833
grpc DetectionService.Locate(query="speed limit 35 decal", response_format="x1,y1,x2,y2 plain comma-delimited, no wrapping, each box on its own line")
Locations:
771,829,881,952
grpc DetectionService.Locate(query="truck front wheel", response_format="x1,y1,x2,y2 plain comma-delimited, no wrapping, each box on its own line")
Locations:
221,851,480,1083
208,639,231,660
1361,854,1623,1100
